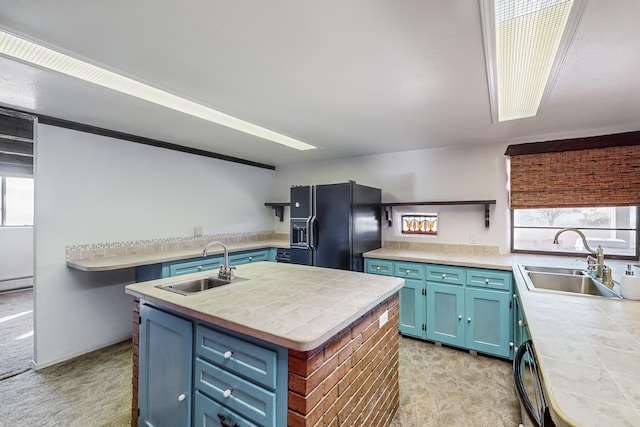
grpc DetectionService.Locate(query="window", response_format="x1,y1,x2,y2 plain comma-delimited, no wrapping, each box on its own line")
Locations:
1,176,34,226
512,206,638,259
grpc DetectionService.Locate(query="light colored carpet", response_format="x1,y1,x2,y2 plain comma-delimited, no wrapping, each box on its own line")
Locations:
0,340,132,427
0,289,34,380
390,336,521,426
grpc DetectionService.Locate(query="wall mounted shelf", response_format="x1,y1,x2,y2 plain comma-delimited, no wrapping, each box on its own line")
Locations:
265,202,290,222
381,200,496,228
266,199,497,227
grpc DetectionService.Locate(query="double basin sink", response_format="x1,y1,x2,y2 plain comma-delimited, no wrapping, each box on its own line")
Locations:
517,264,621,299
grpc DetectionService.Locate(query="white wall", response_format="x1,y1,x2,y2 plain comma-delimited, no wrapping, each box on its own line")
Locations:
34,124,275,368
272,142,511,252
0,227,33,290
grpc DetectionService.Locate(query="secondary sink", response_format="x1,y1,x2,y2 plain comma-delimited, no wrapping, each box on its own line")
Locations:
156,276,247,296
518,264,621,299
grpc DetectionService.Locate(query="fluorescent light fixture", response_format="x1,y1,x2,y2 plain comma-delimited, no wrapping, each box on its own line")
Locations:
480,0,586,122
0,29,316,151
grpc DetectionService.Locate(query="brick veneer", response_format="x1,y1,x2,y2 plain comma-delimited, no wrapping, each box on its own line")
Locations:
131,295,400,427
287,295,400,427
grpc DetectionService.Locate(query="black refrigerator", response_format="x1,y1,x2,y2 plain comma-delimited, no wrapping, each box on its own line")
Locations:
289,181,382,272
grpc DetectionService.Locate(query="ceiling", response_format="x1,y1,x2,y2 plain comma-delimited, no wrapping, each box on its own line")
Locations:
0,1,639,168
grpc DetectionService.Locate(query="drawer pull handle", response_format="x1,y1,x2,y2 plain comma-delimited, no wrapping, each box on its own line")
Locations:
485,278,490,283
458,315,462,320
249,256,253,260
198,266,203,270
178,393,186,402
442,274,446,279
223,350,233,359
217,414,240,427
376,266,381,270
467,317,471,323
223,389,233,398
518,320,526,327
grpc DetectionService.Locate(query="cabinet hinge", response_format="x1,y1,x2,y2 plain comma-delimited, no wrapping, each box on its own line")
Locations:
509,301,512,309
422,324,426,331
422,288,426,296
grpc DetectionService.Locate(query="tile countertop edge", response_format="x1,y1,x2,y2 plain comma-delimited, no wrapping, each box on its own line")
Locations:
512,261,640,427
67,239,290,272
125,263,404,352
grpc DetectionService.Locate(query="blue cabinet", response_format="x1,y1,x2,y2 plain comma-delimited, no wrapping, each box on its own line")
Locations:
399,278,426,338
465,287,512,356
138,305,193,427
426,282,465,347
136,248,276,281
366,257,514,359
138,303,287,427
229,250,270,266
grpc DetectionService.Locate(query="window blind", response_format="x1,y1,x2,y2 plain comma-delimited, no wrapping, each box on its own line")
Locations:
508,143,640,209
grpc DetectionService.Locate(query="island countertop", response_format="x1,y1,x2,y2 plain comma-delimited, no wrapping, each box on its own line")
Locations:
125,261,404,351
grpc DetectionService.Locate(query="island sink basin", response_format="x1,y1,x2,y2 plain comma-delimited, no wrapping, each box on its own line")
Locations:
517,264,621,299
156,276,247,296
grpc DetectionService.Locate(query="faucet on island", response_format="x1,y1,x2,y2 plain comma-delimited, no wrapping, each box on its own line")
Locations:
553,227,612,285
202,241,235,281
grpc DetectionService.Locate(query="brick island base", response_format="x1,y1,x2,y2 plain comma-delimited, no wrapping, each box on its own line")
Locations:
288,295,400,427
131,294,399,427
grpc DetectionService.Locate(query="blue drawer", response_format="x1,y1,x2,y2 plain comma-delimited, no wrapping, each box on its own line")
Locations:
466,269,512,291
194,358,276,427
394,262,425,280
365,259,394,276
194,391,259,427
168,256,224,277
229,250,270,266
196,325,277,389
426,265,465,285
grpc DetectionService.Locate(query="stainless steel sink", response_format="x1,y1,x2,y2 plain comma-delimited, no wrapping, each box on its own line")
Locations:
156,276,247,296
522,265,585,275
517,264,621,299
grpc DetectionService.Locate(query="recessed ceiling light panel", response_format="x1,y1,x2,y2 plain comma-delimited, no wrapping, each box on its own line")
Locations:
480,0,587,122
0,29,317,151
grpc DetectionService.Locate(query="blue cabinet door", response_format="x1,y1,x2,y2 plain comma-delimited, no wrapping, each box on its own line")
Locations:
399,278,426,338
465,287,512,358
426,282,465,347
139,305,193,427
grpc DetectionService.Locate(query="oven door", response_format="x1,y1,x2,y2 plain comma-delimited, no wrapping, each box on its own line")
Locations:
513,340,556,427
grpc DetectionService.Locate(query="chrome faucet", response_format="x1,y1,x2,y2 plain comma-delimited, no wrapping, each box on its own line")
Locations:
553,228,610,284
202,241,235,281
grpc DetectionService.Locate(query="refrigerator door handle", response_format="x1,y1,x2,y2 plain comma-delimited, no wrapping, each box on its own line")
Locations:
308,216,317,250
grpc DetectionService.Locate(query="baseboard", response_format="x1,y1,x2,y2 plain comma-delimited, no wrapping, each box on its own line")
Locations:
0,277,33,293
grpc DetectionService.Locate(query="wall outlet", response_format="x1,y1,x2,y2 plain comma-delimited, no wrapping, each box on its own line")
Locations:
469,233,478,244
379,310,389,328
194,226,203,237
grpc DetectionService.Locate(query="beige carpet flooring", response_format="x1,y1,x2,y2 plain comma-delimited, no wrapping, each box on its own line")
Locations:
0,313,520,426
0,289,34,380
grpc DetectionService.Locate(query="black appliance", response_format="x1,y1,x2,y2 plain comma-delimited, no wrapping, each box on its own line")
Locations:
289,181,381,272
275,248,290,263
513,340,556,427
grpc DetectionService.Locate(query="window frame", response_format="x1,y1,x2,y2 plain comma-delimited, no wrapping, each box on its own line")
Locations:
0,175,35,227
510,207,640,260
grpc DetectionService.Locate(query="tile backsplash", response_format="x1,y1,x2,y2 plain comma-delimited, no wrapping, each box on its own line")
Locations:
66,231,279,262
384,240,499,255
